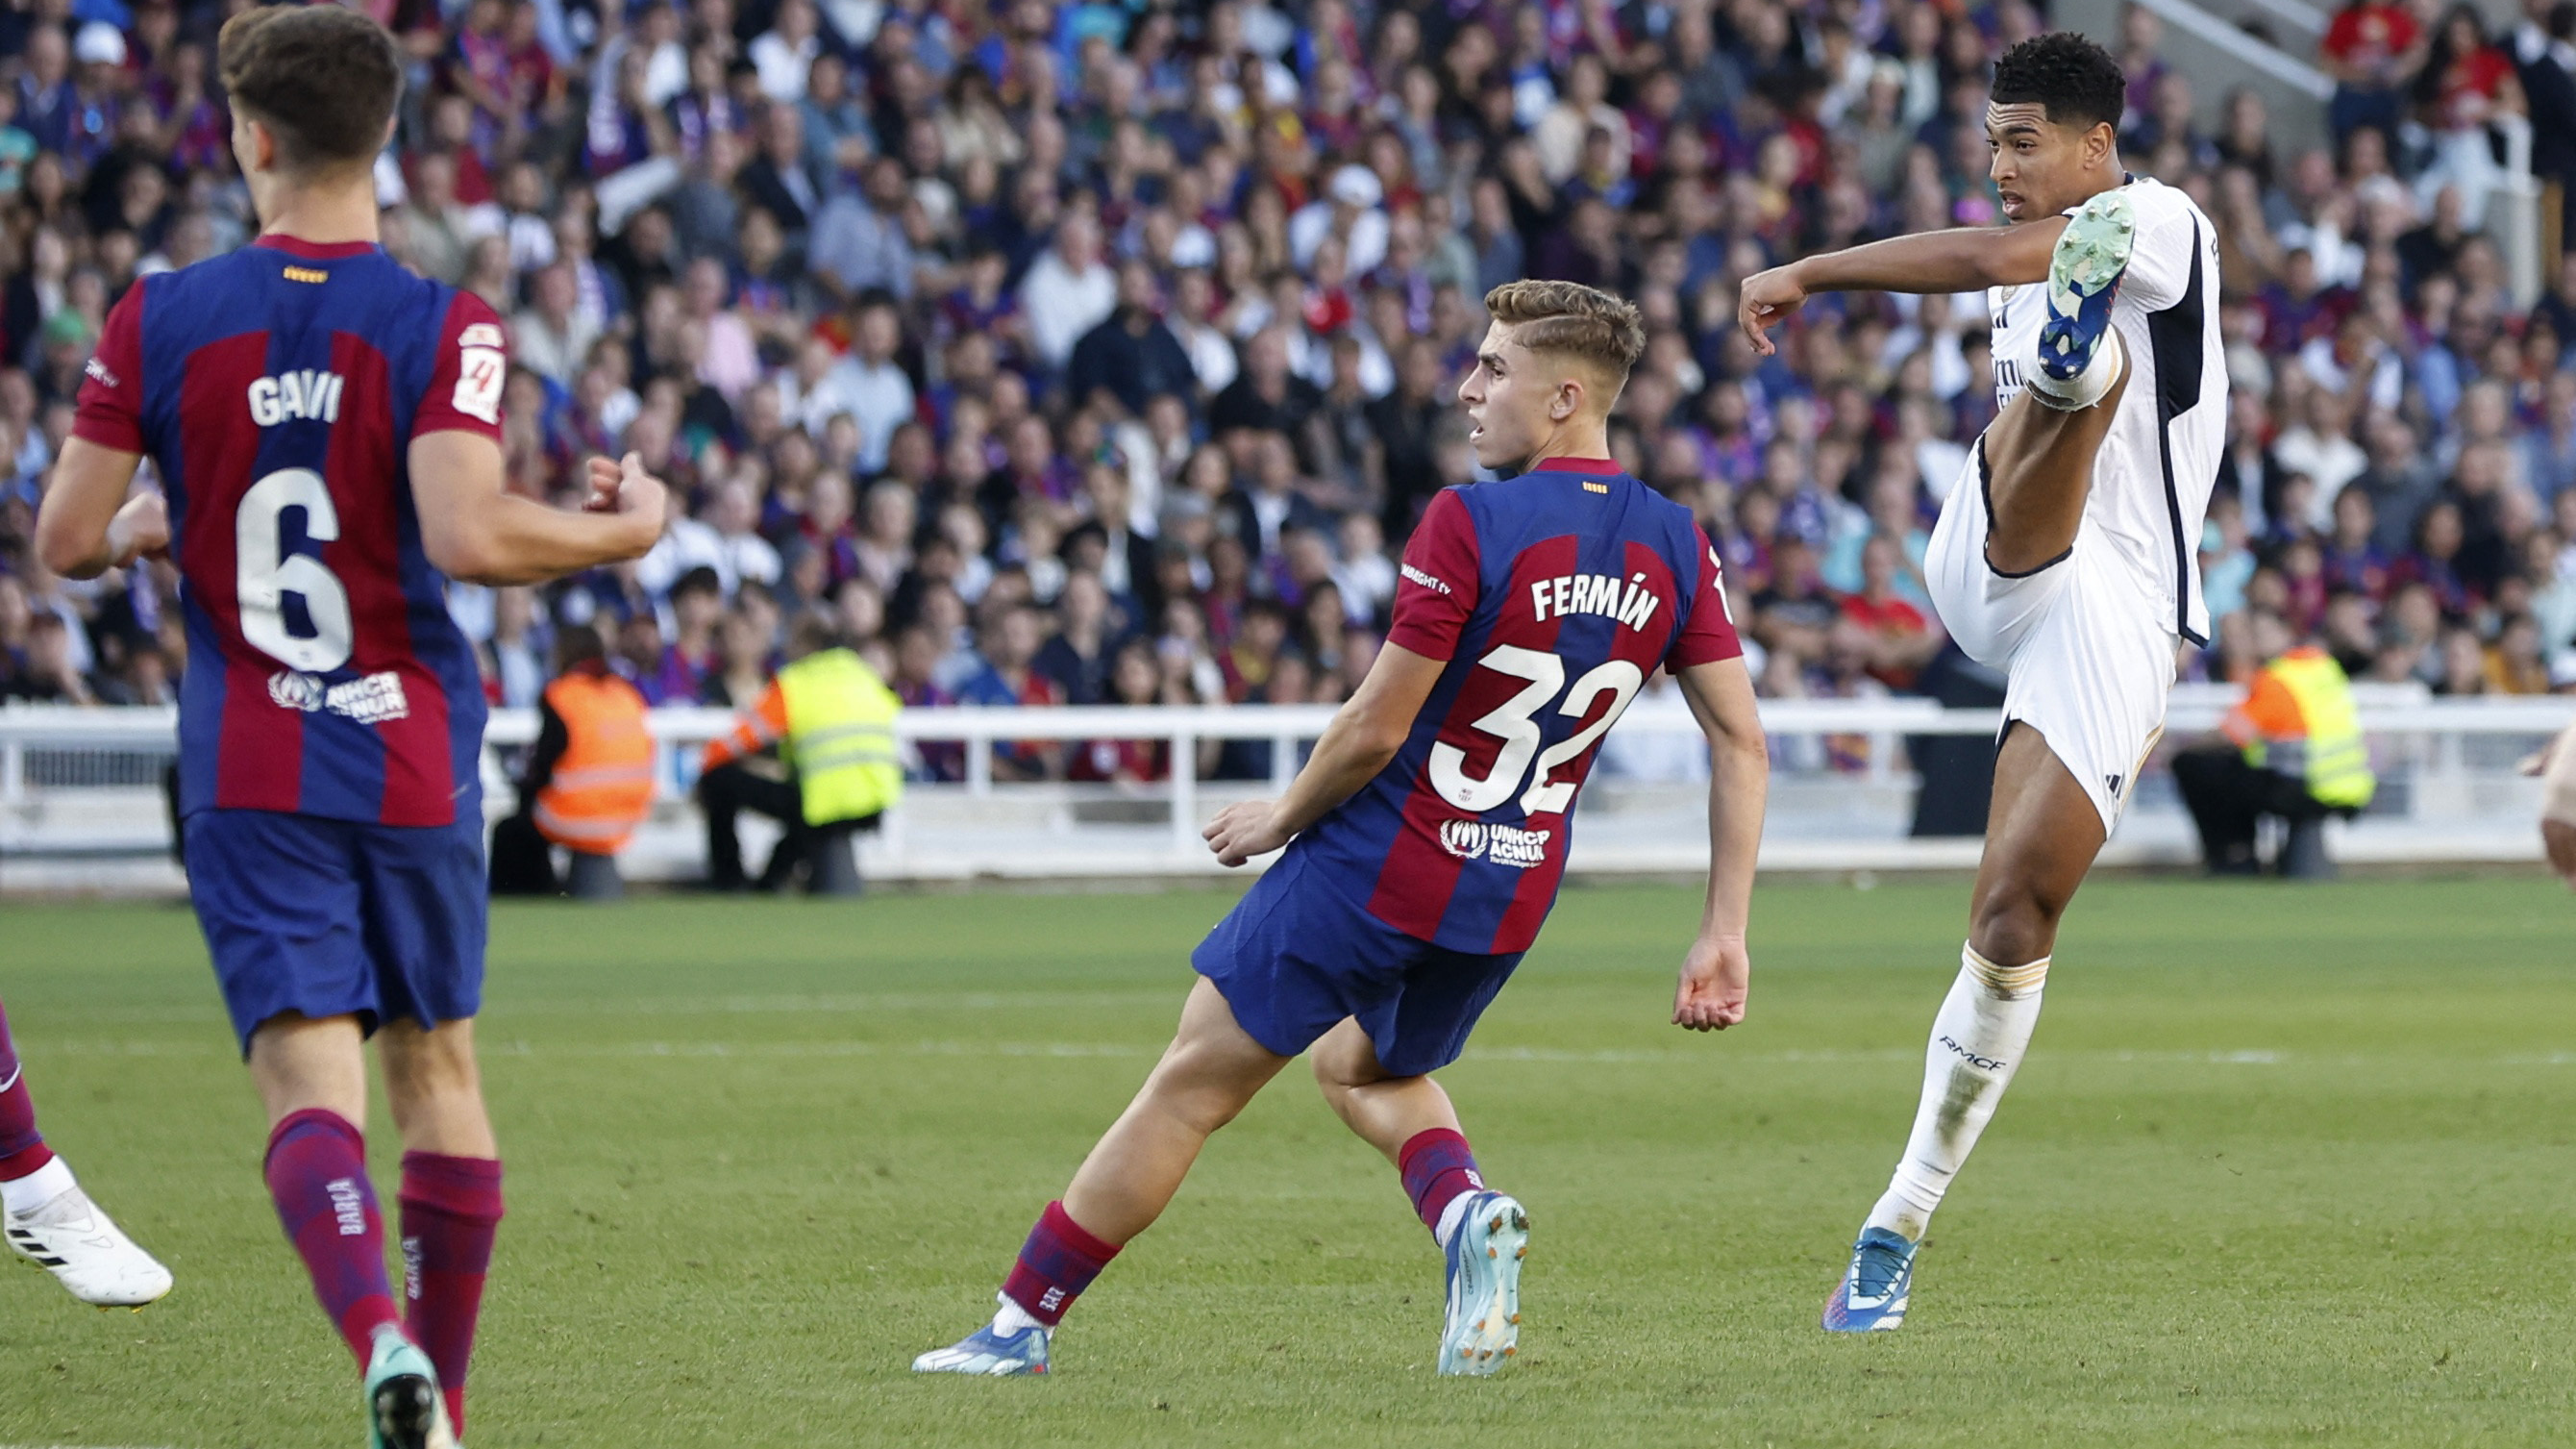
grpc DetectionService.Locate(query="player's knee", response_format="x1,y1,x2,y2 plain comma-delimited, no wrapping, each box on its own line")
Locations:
380,1032,483,1111
1969,887,2064,967
1143,1041,1266,1135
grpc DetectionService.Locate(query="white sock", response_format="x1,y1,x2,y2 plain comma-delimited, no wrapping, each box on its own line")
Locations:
2027,327,2125,411
1432,1191,1474,1249
990,1291,1047,1337
1864,944,2048,1242
0,1154,74,1216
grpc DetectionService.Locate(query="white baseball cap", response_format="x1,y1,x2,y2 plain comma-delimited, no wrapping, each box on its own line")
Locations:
74,20,127,67
1328,163,1382,211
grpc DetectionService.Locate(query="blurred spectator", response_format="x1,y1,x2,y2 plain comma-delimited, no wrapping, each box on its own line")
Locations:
1840,535,1942,689
1067,261,1196,417
957,602,1065,780
1019,209,1115,372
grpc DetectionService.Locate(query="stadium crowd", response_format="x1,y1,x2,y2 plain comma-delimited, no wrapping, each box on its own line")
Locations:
0,0,2573,784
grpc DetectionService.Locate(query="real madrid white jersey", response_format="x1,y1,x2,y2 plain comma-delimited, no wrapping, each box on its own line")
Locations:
1984,173,2228,645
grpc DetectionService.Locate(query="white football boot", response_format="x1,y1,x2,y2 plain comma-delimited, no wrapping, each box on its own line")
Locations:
5,1160,175,1308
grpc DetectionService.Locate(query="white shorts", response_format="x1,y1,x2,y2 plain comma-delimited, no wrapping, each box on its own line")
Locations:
1925,442,2180,834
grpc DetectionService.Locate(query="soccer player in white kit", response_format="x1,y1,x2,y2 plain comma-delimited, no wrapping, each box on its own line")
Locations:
1738,33,2226,1331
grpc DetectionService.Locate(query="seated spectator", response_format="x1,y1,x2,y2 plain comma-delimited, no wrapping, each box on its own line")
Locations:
2486,612,2553,691
706,608,773,709
1070,639,1179,785
2321,486,2391,598
512,262,599,384
2411,6,2524,227
1752,534,1840,666
484,586,547,709
1839,535,1942,690
1019,211,1116,374
1035,570,1122,705
5,612,87,703
836,299,916,473
955,604,1065,781
2390,498,2480,614
1223,431,1336,562
1066,262,1197,418
2433,621,2492,693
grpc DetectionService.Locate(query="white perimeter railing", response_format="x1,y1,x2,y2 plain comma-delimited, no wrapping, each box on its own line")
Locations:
0,687,2567,890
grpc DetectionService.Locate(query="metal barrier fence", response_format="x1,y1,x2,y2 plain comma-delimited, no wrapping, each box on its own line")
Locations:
1,687,2567,890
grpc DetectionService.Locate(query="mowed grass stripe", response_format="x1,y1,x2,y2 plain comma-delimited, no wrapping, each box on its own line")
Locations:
0,876,2569,1448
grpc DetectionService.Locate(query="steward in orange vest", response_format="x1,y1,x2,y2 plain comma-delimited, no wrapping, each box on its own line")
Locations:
533,667,656,854
491,624,656,894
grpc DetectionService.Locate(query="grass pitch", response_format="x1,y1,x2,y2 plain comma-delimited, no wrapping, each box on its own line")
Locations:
0,875,2571,1448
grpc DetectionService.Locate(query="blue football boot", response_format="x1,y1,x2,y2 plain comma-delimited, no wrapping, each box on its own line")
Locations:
1437,1191,1528,1375
1821,1226,1917,1333
912,1320,1051,1376
2036,187,2137,385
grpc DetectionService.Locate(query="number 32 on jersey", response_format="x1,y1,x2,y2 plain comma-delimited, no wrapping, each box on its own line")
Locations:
1428,645,1645,816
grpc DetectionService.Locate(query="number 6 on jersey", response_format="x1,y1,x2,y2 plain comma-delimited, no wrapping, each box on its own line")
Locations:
235,467,353,672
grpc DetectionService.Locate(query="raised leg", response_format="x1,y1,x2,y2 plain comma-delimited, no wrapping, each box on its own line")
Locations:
1976,371,2129,576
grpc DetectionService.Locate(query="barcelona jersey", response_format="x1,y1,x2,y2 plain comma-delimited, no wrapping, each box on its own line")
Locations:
74,236,509,828
1290,458,1744,955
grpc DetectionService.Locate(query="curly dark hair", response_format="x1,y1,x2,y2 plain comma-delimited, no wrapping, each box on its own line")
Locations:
1990,33,2127,133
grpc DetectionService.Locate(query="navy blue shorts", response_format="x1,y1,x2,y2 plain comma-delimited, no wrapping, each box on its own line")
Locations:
184,810,489,1056
1192,850,1523,1077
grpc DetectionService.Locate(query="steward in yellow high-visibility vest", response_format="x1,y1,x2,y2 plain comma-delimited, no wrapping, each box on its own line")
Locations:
696,616,903,893
2226,647,2376,811
2172,612,2377,876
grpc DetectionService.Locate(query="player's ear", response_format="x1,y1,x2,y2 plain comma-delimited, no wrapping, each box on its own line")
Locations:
1550,376,1579,422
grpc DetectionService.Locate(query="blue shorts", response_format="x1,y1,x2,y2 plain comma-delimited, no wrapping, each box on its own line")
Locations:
183,810,488,1056
1192,850,1523,1077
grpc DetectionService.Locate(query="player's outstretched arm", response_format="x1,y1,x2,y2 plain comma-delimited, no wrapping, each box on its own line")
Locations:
1737,218,2067,357
1202,641,1446,867
411,436,668,586
1670,657,1768,1031
34,438,169,580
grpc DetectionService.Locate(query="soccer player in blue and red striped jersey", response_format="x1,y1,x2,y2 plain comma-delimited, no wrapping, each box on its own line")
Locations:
35,10,665,1447
916,281,1771,1379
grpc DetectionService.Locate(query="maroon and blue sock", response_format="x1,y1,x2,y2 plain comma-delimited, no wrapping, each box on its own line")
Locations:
1399,1128,1485,1239
1000,1200,1123,1327
0,998,57,1182
399,1153,505,1436
264,1109,402,1365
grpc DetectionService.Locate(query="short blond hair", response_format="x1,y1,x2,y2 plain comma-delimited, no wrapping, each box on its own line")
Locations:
1482,280,1647,386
